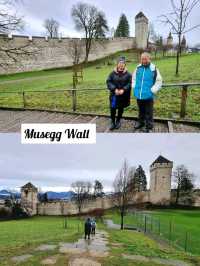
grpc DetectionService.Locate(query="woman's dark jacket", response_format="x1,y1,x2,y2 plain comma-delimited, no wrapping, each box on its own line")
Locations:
85,220,91,234
106,69,132,109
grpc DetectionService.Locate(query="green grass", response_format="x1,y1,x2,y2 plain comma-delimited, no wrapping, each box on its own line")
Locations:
0,52,200,121
105,209,200,255
0,214,200,266
0,216,82,258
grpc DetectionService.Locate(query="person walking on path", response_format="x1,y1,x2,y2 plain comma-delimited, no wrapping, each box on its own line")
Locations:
106,57,132,130
132,52,163,133
84,217,92,240
91,219,96,235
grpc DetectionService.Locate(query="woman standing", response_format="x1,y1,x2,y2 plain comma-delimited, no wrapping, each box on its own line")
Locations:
106,57,132,130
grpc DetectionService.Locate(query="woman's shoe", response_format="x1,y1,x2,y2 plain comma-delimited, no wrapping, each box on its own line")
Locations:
110,121,116,130
115,120,121,129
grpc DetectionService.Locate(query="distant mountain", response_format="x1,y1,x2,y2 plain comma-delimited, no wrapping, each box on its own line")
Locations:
0,190,20,199
45,191,75,200
0,189,75,201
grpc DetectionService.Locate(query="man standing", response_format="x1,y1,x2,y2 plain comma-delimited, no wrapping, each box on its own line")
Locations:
107,57,132,130
132,53,162,132
91,218,96,235
84,217,92,240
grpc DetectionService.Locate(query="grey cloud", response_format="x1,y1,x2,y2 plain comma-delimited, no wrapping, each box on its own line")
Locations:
0,134,200,191
10,0,200,44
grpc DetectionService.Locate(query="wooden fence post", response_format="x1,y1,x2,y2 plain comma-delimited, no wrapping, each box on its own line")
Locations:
158,219,161,235
184,232,188,252
180,85,188,118
22,91,26,109
144,215,147,233
169,220,172,245
72,76,77,112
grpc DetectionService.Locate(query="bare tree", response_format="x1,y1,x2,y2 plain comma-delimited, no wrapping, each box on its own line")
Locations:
71,181,92,214
43,18,60,38
113,159,133,230
71,2,109,62
0,0,37,69
0,0,24,34
68,39,84,65
147,22,160,48
160,0,200,75
173,165,195,205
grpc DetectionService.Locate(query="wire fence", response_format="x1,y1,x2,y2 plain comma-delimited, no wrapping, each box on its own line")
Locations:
124,211,200,255
0,83,200,121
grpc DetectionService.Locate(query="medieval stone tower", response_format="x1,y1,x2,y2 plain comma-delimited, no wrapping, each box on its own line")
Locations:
150,156,173,205
167,32,173,48
135,12,149,49
21,182,38,216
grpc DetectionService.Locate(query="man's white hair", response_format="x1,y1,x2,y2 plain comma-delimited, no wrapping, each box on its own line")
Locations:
141,52,151,59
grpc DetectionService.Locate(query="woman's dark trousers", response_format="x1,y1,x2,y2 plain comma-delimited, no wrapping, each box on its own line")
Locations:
111,107,124,123
137,99,154,129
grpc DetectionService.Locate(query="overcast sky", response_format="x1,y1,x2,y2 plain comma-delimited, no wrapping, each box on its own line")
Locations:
8,0,200,45
0,134,200,192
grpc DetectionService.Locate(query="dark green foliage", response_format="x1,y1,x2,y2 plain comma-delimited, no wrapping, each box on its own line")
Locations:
94,180,104,196
115,14,130,37
129,165,147,192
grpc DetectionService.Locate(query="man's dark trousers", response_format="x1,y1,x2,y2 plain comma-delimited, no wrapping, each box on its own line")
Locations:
137,99,154,129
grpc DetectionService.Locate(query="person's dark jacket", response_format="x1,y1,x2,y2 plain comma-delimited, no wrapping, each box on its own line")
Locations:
85,219,91,234
106,69,132,109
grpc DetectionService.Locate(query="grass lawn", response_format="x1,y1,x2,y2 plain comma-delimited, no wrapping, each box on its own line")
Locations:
0,216,82,258
0,52,200,121
101,228,200,266
105,209,200,255
0,214,200,266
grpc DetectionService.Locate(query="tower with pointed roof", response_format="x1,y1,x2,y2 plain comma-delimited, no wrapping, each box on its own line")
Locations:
167,32,173,48
135,12,149,49
150,156,173,205
21,182,38,216
181,35,187,51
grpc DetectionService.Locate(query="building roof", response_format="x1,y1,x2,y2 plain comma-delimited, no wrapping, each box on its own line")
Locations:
167,32,173,39
135,12,148,20
21,182,37,191
151,155,172,166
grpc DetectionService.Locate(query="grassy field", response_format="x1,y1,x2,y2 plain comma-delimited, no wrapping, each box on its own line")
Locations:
0,214,200,266
0,216,82,257
105,209,200,255
0,52,200,121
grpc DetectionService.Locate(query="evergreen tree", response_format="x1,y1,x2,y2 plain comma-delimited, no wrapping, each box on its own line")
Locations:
133,165,147,192
173,165,195,205
115,14,130,37
94,180,104,197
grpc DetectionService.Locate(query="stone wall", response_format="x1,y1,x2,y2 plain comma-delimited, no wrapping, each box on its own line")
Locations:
37,192,150,216
0,35,136,74
37,196,115,216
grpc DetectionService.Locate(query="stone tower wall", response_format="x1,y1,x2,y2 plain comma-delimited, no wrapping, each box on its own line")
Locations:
21,188,38,215
150,162,173,205
135,17,148,49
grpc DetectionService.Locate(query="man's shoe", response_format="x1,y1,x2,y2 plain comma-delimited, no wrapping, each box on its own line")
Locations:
134,122,144,130
143,127,153,133
115,120,121,129
110,121,116,131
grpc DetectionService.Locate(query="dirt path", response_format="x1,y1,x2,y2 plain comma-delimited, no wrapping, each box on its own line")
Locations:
9,225,194,266
10,230,109,266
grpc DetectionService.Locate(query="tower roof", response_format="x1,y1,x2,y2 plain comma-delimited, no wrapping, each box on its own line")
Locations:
135,12,148,20
151,155,172,166
167,32,173,40
21,182,37,191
